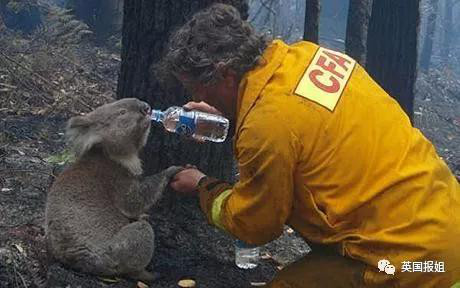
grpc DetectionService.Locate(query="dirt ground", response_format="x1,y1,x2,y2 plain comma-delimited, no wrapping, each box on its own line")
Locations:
1,15,459,288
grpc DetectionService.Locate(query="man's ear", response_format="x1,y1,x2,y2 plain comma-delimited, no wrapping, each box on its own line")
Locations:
217,64,237,81
221,67,238,88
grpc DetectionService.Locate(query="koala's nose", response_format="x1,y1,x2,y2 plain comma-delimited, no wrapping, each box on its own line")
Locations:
140,102,151,116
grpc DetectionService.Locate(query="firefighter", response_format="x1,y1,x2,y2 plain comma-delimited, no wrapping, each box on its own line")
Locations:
158,3,460,287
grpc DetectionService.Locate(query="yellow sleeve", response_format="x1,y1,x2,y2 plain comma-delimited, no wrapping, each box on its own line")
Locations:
199,107,299,245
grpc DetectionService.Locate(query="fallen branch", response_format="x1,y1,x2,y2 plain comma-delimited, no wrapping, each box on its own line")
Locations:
0,57,38,93
0,169,55,177
49,50,117,86
0,50,59,89
0,82,17,89
0,51,95,111
12,258,28,288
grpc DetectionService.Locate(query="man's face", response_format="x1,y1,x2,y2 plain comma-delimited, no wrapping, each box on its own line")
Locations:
180,73,239,122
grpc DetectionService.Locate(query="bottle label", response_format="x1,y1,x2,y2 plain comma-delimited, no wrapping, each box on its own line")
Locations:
176,111,196,137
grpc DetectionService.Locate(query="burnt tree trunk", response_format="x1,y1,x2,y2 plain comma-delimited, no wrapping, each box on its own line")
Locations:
420,0,439,71
441,0,453,65
345,0,372,65
303,0,320,43
94,0,123,40
366,0,420,123
118,0,248,178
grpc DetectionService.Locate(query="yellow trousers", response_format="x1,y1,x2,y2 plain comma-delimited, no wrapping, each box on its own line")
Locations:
265,244,458,288
265,244,369,288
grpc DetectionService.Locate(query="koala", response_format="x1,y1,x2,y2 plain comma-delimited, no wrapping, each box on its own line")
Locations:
45,98,182,282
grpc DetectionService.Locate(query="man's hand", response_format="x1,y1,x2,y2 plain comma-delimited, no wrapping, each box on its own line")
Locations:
170,167,206,195
182,102,223,143
183,101,223,116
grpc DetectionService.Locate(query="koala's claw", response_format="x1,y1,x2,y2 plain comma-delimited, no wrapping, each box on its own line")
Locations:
163,165,185,179
143,166,185,204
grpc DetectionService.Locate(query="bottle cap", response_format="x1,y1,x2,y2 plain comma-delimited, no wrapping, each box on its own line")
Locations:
151,110,163,122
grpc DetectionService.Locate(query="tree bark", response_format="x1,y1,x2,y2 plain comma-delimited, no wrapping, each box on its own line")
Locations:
441,0,453,64
345,0,372,65
303,0,320,43
420,0,439,71
366,0,420,123
117,0,248,178
94,0,124,40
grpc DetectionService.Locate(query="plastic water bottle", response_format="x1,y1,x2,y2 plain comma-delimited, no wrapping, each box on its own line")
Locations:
234,239,260,269
151,106,229,143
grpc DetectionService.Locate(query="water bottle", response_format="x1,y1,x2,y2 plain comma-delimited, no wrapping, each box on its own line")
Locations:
151,106,229,143
234,239,260,269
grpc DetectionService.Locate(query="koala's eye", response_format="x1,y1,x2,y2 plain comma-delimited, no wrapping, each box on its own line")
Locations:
118,109,127,115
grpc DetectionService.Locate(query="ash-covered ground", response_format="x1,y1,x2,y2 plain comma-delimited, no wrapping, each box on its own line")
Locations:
0,7,459,287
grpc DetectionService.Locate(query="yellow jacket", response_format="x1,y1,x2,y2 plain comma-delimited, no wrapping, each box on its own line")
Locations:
198,40,460,287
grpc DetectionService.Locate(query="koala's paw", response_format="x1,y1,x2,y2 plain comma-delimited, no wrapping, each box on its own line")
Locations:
144,166,185,204
163,165,185,179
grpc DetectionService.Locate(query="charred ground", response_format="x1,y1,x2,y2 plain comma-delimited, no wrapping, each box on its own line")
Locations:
0,6,459,288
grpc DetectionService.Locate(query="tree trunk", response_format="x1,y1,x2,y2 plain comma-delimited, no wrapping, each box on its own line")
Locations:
94,0,123,40
345,0,372,65
420,0,439,71
118,0,248,178
441,0,453,65
366,0,420,123
303,0,320,43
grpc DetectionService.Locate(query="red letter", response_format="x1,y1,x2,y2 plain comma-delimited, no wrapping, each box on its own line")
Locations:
317,55,345,79
309,69,340,93
323,50,352,72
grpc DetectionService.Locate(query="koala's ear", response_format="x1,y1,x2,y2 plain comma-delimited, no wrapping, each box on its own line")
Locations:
68,115,91,129
66,115,100,158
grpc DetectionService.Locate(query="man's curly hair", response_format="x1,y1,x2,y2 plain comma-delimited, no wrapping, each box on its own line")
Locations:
157,3,268,86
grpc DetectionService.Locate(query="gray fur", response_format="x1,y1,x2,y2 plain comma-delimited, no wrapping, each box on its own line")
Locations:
45,98,182,282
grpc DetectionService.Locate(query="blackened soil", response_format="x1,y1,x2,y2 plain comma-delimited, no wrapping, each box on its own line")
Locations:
0,70,459,288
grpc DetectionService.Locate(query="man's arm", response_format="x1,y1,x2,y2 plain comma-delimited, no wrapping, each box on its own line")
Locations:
199,111,299,245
